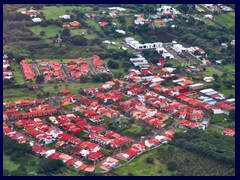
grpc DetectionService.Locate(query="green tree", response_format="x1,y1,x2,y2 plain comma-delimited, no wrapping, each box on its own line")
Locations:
108,60,119,69
71,35,88,46
37,159,64,174
36,75,44,84
167,160,178,171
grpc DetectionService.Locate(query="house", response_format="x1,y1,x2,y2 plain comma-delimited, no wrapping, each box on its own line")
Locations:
223,128,235,137
115,29,126,34
59,89,70,94
145,139,160,148
100,157,119,170
59,15,71,19
216,101,235,115
204,14,213,20
99,22,109,27
70,21,81,27
32,18,42,23
87,151,104,161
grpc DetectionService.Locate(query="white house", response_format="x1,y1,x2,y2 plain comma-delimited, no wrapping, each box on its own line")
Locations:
32,18,42,23
59,15,71,19
116,29,126,34
162,52,174,59
204,14,213,20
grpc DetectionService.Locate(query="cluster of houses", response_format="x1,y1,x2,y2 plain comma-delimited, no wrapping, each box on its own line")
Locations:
204,4,234,13
66,58,90,79
23,55,110,83
125,37,163,50
3,55,13,80
38,61,65,82
62,21,81,28
134,5,180,26
21,60,36,81
108,7,127,18
21,7,43,22
92,55,109,73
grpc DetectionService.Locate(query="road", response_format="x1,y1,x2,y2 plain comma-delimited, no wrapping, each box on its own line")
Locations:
31,63,41,76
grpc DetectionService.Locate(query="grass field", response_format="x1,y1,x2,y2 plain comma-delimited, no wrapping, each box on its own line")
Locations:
3,153,20,172
219,64,235,73
113,144,234,176
39,6,75,20
3,88,37,102
202,66,223,76
113,147,172,176
214,12,235,29
211,114,230,128
123,124,143,134
71,29,100,39
10,61,25,85
207,126,223,134
42,82,104,95
85,19,102,32
29,25,62,40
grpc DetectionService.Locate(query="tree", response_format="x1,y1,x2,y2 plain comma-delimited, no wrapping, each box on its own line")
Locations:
71,35,88,46
108,60,119,69
146,157,154,164
36,75,44,84
54,85,58,90
212,74,219,81
222,72,227,78
61,28,70,37
167,160,178,171
39,31,46,36
3,169,10,176
37,158,64,174
6,66,11,70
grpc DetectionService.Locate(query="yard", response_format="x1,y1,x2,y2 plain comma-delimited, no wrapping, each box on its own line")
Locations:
3,88,37,102
3,153,20,172
211,114,230,128
41,82,104,96
202,66,223,76
39,6,75,20
71,29,100,40
213,12,235,29
28,25,62,40
218,64,235,73
113,144,234,176
113,147,172,176
9,61,25,85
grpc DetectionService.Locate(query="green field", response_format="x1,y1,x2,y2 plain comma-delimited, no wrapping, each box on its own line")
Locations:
10,61,25,85
39,6,75,20
85,19,102,32
211,114,230,128
214,12,235,29
202,66,223,76
113,144,234,176
3,153,20,172
42,82,104,95
3,88,37,102
207,126,224,134
71,29,100,39
219,64,235,73
29,25,62,39
113,147,172,176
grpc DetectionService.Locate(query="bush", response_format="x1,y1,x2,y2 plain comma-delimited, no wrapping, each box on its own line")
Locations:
108,60,119,69
146,157,154,164
167,160,178,171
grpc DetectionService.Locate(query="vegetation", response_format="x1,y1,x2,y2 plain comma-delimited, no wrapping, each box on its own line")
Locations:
170,129,235,166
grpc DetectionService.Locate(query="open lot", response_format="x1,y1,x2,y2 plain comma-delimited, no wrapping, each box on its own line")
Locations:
113,147,172,176
39,6,75,20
